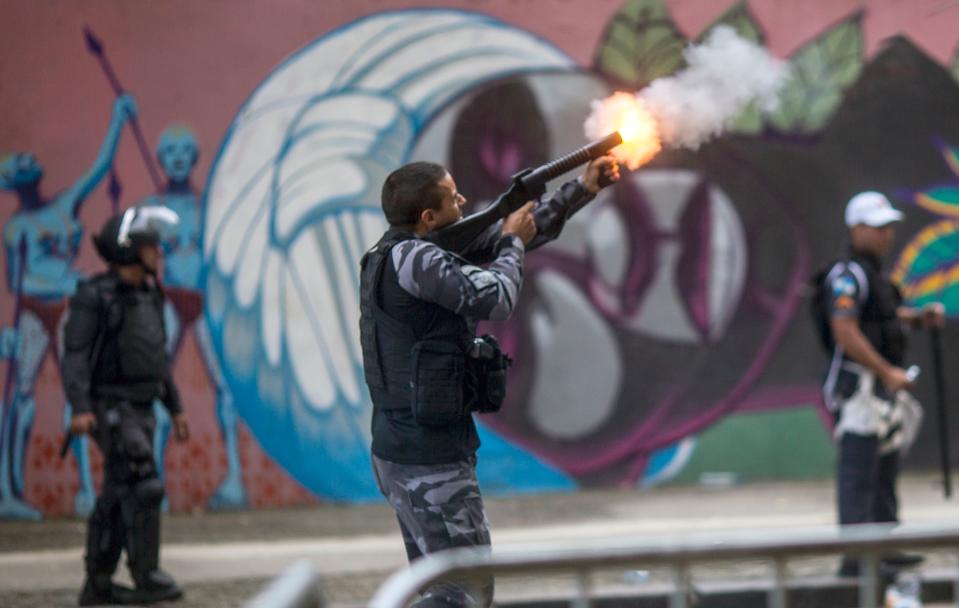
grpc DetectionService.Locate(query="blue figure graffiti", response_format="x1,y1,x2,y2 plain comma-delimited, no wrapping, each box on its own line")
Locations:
0,94,137,519
137,125,247,509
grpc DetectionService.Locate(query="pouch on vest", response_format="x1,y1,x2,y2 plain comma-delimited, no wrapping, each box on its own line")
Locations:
410,340,467,426
464,334,511,414
115,293,167,382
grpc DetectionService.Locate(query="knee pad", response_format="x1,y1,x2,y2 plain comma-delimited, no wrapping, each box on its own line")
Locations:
133,478,165,508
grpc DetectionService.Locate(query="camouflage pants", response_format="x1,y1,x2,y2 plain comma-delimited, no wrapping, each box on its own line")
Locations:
372,454,493,608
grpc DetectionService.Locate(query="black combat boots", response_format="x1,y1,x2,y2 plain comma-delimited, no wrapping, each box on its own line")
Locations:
77,574,138,606
132,569,184,603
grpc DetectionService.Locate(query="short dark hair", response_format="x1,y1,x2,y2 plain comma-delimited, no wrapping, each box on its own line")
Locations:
381,162,448,226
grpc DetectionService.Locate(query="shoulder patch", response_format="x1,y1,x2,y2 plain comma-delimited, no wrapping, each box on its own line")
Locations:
834,295,855,310
831,275,857,297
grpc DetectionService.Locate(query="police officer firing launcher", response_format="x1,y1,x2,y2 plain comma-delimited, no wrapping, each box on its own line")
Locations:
360,155,619,608
62,206,189,606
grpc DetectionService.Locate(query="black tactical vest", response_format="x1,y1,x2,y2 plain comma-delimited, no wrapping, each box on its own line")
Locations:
89,273,170,401
359,230,471,412
847,253,906,366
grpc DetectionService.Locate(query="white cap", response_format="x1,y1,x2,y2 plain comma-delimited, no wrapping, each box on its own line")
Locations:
844,191,903,227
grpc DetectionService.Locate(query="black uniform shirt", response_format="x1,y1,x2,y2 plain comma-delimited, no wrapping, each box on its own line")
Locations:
61,270,182,416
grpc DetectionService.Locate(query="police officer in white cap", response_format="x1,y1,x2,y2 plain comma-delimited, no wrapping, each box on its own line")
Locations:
818,191,945,577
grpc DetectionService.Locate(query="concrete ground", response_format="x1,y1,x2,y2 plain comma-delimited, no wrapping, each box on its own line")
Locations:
1,473,957,607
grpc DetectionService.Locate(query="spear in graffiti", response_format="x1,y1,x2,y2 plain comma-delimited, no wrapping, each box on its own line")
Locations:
108,167,122,215
83,25,163,192
2,236,27,433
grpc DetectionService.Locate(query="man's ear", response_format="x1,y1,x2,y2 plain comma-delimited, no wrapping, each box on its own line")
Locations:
420,208,435,229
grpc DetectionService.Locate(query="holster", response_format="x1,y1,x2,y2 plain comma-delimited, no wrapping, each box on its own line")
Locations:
96,400,156,484
463,334,511,414
409,334,512,426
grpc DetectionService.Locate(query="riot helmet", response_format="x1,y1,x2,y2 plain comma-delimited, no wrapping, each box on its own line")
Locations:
93,206,179,267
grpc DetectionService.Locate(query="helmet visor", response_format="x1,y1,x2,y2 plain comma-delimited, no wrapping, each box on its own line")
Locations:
118,206,180,247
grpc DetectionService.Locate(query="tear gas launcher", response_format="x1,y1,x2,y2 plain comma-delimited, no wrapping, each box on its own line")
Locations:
426,131,624,254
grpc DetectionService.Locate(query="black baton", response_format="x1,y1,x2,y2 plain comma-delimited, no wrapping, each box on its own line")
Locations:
59,433,73,460
931,325,952,498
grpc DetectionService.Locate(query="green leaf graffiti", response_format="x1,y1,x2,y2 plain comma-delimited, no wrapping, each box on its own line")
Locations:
697,1,762,44
766,17,864,133
594,4,866,135
593,0,687,87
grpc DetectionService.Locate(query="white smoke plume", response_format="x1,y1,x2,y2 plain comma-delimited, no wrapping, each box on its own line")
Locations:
587,25,790,152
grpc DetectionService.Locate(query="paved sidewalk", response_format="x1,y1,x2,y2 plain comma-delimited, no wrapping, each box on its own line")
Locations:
1,473,956,606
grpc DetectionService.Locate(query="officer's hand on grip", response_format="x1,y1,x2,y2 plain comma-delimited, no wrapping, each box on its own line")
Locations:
113,93,138,121
920,302,946,329
881,366,915,393
582,154,620,194
69,412,97,436
173,414,190,443
503,201,537,245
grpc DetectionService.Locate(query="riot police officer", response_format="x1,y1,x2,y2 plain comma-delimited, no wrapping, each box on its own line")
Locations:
360,157,618,607
818,191,945,577
62,206,189,605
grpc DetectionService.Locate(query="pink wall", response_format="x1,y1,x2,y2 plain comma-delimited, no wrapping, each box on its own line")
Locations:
4,0,956,294
5,0,957,283
1,0,958,515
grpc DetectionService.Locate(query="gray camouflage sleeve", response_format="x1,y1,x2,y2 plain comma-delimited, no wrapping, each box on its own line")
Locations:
527,177,594,250
392,236,525,321
459,178,595,263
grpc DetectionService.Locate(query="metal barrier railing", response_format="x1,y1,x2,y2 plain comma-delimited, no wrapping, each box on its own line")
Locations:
243,560,323,608
369,523,959,608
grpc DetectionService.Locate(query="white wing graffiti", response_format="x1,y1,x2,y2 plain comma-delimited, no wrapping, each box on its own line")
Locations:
202,10,574,498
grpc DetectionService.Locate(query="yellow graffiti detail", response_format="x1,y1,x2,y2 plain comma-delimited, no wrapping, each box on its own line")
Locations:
900,262,959,300
915,193,959,219
891,220,959,284
944,145,959,179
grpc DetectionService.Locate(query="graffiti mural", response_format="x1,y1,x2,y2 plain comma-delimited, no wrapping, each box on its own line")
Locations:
0,94,137,518
893,139,959,316
136,124,249,509
202,11,583,500
2,1,959,515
